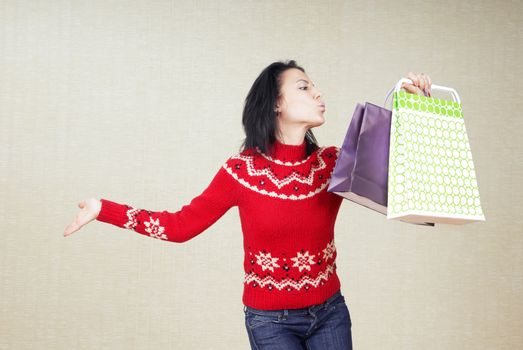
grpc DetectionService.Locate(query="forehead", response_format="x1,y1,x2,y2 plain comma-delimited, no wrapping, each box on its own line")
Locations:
281,68,312,84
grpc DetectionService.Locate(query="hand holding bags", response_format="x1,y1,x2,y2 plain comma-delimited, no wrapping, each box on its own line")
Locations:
328,78,485,225
387,78,486,224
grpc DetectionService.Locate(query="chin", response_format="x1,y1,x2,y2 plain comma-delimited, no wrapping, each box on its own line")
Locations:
310,115,325,127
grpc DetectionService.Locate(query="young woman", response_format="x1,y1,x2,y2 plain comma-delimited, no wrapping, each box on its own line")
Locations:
63,60,432,349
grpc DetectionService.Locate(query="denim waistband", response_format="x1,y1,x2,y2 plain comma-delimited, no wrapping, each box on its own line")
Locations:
243,290,343,316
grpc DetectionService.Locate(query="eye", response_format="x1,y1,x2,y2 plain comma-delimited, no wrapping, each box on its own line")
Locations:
299,86,308,90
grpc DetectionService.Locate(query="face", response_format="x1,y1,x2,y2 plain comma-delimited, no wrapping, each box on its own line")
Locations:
275,68,326,129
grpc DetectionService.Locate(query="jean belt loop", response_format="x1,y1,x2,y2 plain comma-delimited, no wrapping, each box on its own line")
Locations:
308,305,315,316
283,309,288,320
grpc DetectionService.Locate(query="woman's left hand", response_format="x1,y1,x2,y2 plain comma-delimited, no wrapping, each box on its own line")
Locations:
401,72,432,97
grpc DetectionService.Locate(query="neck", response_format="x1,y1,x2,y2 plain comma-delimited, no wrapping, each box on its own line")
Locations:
267,138,308,162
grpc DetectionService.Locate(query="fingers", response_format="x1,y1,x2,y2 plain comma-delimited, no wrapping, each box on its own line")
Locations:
64,199,99,237
401,82,423,95
404,72,432,96
419,74,427,92
64,205,80,236
63,214,83,237
426,74,432,88
406,72,419,86
63,222,77,237
424,74,432,96
419,73,432,94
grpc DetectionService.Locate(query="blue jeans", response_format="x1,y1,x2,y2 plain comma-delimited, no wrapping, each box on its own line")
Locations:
243,290,352,349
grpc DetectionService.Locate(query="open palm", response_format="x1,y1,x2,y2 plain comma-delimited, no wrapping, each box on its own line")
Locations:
63,198,102,237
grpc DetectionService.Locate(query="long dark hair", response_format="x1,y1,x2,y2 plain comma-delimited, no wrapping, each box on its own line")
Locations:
239,59,320,157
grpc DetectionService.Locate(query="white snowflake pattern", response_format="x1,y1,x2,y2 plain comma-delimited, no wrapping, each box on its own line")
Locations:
290,251,316,272
144,217,167,240
255,251,280,272
322,240,336,261
123,207,140,231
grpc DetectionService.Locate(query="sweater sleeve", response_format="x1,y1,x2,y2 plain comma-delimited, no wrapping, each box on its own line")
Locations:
95,160,238,243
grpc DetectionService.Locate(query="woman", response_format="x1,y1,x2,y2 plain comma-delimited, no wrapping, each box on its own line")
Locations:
63,60,432,349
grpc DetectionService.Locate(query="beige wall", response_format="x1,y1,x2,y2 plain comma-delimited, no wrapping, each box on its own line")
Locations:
1,0,521,349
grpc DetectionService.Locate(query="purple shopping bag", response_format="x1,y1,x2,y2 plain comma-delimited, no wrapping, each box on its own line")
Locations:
328,100,435,227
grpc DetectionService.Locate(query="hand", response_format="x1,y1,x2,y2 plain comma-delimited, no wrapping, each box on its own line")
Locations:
63,198,102,237
401,72,432,97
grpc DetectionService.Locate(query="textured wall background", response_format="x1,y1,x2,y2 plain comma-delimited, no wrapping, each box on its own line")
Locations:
1,0,521,349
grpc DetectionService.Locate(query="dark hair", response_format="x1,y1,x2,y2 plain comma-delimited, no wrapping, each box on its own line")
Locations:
239,59,320,157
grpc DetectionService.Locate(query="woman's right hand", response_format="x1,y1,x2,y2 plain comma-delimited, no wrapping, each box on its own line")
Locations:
63,198,102,237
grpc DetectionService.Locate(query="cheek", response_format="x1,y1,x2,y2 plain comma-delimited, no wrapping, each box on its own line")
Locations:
284,101,313,119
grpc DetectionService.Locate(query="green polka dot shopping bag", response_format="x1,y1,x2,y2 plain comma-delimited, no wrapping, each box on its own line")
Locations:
386,78,486,225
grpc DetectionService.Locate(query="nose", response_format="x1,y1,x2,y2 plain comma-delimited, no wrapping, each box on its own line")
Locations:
313,87,322,100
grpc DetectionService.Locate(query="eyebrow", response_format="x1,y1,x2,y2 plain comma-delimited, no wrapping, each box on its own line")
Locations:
296,79,315,87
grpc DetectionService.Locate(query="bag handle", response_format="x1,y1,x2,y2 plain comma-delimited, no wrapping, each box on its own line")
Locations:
383,78,462,108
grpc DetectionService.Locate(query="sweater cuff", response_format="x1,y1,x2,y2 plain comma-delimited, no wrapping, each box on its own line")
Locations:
96,198,127,226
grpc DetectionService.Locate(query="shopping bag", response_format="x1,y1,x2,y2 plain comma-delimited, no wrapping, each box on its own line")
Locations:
328,92,435,226
386,78,486,225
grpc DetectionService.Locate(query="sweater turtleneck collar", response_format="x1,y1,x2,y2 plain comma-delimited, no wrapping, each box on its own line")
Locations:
268,138,308,162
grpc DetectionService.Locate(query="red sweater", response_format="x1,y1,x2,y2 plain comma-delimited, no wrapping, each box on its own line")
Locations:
96,139,344,310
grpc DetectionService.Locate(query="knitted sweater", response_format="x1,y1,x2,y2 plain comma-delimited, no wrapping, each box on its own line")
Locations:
96,139,344,310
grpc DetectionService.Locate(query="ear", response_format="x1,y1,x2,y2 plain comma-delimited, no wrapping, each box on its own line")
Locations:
274,96,282,112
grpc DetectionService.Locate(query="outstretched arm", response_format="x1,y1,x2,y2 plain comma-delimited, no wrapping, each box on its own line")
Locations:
64,159,239,242
95,163,238,243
